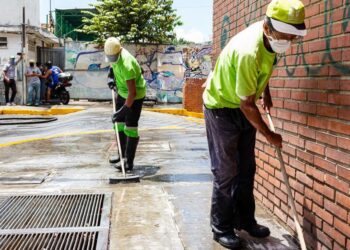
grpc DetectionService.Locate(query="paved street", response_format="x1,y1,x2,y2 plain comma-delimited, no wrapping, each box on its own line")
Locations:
0,103,300,249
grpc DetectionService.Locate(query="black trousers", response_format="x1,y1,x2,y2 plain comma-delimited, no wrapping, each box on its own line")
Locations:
115,94,144,127
204,106,257,235
4,79,17,103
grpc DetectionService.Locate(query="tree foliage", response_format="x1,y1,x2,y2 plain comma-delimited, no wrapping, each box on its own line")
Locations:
171,37,193,45
79,0,182,45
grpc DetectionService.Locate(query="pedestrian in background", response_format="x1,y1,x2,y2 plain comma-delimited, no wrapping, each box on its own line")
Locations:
36,61,46,104
203,0,307,248
40,61,63,103
25,59,41,106
2,54,22,106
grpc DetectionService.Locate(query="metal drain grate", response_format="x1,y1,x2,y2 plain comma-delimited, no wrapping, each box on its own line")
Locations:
0,193,111,250
0,231,98,250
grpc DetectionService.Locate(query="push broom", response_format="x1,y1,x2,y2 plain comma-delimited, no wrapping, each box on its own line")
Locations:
109,89,140,184
266,111,306,250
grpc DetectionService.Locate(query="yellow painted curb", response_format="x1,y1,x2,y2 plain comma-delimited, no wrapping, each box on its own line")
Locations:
144,108,204,119
0,106,84,116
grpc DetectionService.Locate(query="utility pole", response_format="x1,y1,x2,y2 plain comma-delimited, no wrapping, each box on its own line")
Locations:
49,0,53,33
21,6,26,105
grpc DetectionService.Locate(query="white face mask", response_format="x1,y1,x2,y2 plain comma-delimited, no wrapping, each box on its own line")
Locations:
265,33,291,54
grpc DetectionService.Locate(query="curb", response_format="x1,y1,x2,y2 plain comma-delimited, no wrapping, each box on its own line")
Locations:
144,108,204,119
0,106,85,116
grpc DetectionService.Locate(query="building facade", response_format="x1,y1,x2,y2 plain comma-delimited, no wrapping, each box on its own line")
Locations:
0,0,58,104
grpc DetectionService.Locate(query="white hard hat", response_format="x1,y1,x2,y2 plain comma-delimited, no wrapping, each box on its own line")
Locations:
104,37,121,62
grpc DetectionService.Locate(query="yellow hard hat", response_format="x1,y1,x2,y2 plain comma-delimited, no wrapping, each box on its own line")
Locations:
104,37,121,62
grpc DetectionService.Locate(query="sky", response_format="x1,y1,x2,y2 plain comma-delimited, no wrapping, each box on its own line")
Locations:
40,0,213,43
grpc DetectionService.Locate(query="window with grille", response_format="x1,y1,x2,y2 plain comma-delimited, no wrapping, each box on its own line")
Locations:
0,37,7,48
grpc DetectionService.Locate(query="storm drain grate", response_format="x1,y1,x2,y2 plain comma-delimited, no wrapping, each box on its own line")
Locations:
0,193,111,250
0,231,98,250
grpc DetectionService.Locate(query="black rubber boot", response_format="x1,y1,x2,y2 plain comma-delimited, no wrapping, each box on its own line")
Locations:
115,137,139,172
213,233,241,249
109,131,126,164
125,136,140,171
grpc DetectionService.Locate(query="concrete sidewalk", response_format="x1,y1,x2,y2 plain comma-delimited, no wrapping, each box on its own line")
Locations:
0,103,300,249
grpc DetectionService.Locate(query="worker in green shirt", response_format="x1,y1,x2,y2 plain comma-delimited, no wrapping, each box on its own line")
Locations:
203,0,307,248
105,37,146,172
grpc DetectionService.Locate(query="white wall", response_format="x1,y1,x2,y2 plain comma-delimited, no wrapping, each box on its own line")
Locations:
0,0,40,27
0,34,44,70
0,34,22,68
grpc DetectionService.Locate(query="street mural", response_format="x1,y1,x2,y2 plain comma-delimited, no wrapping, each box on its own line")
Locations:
219,0,350,76
65,42,212,102
220,15,230,49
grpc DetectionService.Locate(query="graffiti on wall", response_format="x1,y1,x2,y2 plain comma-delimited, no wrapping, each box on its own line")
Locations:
65,42,212,102
219,0,350,76
220,15,231,49
278,0,350,76
183,46,212,78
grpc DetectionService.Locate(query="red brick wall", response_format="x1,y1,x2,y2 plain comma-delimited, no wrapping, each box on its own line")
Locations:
183,78,206,113
213,1,350,249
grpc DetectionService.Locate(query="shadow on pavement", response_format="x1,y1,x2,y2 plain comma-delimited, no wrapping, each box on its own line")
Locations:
239,232,300,250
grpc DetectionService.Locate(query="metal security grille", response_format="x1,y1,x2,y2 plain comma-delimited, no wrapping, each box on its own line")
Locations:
0,193,111,250
37,47,65,70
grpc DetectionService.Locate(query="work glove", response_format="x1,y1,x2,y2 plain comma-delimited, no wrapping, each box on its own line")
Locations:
107,78,116,90
112,105,131,123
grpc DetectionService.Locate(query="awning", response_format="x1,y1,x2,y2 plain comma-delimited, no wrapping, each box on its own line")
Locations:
0,25,59,45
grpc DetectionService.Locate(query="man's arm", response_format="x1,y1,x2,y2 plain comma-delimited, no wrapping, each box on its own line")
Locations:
40,70,52,79
261,84,273,112
15,55,23,66
240,94,282,147
111,78,136,123
31,69,41,77
25,69,33,77
2,66,9,82
125,79,136,107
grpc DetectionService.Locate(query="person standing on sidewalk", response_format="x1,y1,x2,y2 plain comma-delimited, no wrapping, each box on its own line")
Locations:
105,37,146,172
203,0,307,248
36,62,46,104
25,59,42,106
40,61,63,103
2,54,23,106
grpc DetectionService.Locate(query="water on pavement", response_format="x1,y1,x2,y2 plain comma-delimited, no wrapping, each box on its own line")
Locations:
0,103,300,250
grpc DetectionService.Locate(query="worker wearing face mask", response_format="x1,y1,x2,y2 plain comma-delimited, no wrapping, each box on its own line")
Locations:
202,0,307,249
105,37,146,172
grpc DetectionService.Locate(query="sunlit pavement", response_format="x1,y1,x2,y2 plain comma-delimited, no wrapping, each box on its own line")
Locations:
0,102,299,249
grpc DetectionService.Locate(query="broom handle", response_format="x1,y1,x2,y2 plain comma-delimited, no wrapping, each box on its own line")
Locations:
112,90,126,178
266,112,307,250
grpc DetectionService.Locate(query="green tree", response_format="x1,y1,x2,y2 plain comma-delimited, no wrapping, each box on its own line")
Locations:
79,0,182,45
172,37,192,45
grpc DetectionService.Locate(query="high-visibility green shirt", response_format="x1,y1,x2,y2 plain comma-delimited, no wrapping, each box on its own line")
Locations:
203,21,276,109
111,49,146,100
